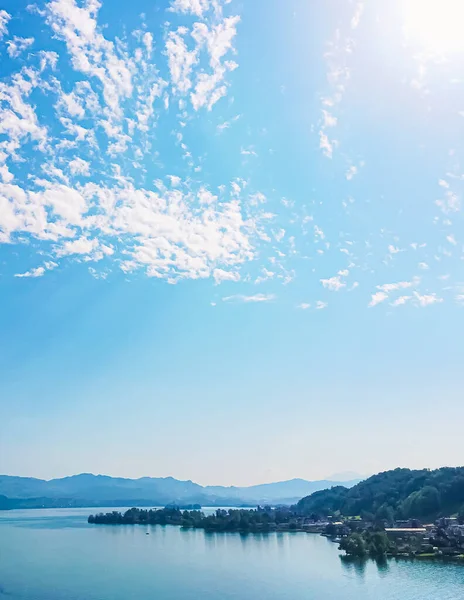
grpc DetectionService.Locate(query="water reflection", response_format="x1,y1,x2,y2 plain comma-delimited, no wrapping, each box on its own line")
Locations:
340,554,391,579
203,530,276,551
375,556,390,577
340,555,367,580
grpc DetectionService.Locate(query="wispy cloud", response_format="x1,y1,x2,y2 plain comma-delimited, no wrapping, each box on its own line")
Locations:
222,294,275,303
0,0,257,285
413,292,443,307
213,269,240,284
0,0,459,314
369,291,388,307
391,295,411,307
169,0,211,17
346,165,358,180
14,267,46,278
0,10,10,40
241,147,257,156
319,131,333,158
321,276,345,291
377,280,416,293
6,36,34,58
350,2,364,29
14,261,57,278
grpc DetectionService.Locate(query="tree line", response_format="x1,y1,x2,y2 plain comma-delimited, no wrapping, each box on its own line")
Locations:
88,506,299,531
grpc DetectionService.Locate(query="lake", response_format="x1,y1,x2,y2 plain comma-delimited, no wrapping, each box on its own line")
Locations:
1,508,463,599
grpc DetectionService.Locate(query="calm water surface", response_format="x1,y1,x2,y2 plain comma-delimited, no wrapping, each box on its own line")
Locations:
1,508,463,599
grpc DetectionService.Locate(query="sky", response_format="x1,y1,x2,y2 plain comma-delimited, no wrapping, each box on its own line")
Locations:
1,0,464,487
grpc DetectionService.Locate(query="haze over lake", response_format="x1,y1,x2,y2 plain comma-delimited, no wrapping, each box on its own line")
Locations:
1,508,463,600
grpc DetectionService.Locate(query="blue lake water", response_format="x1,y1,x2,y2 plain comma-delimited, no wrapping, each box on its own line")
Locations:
1,508,463,599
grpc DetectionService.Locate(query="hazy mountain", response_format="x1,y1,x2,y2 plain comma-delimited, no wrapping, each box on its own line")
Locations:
206,478,361,504
0,474,361,508
325,471,368,482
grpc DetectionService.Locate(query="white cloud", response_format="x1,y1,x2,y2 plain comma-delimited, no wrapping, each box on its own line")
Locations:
413,292,443,307
167,175,181,187
166,28,198,95
249,192,266,206
391,295,411,307
213,269,240,284
322,109,337,128
44,261,59,270
377,280,416,293
231,181,241,195
45,0,133,116
418,262,429,270
346,165,357,180
0,2,258,285
436,185,460,213
241,147,257,156
143,32,153,58
372,279,425,308
315,300,328,310
351,2,364,29
255,268,274,284
446,234,457,245
190,69,227,111
0,67,48,163
314,225,325,240
0,10,10,40
223,293,275,303
321,275,345,291
298,303,311,310
6,37,34,59
193,16,240,69
166,15,240,112
56,237,99,257
369,291,388,307
14,266,45,278
169,0,210,17
319,131,333,158
56,89,86,119
69,157,90,176
274,229,285,242
1,0,454,307
216,114,240,133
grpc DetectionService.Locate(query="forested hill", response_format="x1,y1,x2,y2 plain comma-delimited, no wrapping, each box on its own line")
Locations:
297,467,464,521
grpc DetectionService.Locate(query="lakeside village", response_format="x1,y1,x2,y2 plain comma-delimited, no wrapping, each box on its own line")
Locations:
88,506,464,561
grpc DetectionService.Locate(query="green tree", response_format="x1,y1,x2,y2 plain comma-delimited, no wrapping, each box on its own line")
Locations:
339,533,367,557
367,532,391,557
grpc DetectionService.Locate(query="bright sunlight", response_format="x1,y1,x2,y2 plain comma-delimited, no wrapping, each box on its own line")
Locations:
402,0,464,54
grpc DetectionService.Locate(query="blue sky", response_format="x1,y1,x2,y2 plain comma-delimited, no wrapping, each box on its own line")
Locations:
1,0,463,486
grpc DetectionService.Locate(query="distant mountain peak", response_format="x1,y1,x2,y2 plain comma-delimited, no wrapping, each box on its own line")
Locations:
326,471,367,482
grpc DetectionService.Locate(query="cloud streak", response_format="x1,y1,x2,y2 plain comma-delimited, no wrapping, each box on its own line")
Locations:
222,293,275,303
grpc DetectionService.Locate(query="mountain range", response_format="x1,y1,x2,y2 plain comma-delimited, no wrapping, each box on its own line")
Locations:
0,473,362,509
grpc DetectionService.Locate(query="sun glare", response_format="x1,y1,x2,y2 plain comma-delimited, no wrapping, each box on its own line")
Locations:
402,0,464,54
